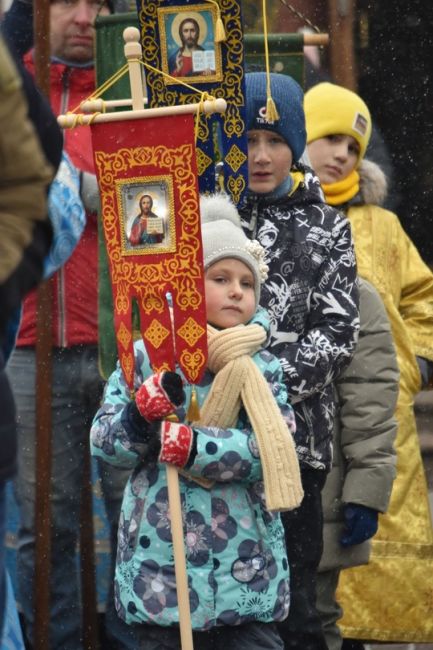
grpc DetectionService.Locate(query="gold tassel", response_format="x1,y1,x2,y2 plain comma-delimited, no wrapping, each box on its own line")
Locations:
204,0,226,42
265,96,279,122
186,386,201,423
182,387,213,487
262,0,279,123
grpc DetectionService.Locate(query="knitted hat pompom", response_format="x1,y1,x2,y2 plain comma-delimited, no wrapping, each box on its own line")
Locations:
200,193,241,229
199,193,268,307
245,72,306,163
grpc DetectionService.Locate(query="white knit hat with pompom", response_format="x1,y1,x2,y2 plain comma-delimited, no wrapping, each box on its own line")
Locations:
199,193,268,307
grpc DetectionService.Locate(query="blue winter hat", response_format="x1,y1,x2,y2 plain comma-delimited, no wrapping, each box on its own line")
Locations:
245,72,306,162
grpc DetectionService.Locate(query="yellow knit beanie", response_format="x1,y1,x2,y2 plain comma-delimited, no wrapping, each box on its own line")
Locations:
304,82,372,165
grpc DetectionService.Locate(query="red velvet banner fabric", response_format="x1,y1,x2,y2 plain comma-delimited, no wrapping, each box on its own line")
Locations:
91,113,207,388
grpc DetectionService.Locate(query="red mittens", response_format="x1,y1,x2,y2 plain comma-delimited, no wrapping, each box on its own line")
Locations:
159,421,194,468
135,371,184,422
132,372,192,468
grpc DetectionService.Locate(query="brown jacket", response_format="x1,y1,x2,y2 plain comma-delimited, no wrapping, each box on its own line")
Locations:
0,35,54,337
0,35,55,481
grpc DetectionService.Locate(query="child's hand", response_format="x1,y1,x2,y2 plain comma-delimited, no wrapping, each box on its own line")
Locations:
122,400,194,468
135,371,185,422
121,372,193,467
340,503,379,547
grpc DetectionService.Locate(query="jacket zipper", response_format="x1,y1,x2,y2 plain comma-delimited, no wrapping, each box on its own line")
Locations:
57,69,70,348
301,401,316,455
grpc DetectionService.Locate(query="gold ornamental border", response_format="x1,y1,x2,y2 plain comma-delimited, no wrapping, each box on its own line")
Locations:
157,3,223,86
94,141,204,315
115,173,176,256
140,0,245,140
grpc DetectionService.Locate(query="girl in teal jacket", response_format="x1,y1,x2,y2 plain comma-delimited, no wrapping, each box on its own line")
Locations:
90,194,303,649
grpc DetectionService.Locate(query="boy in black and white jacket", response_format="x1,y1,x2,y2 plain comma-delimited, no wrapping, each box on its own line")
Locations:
240,71,360,650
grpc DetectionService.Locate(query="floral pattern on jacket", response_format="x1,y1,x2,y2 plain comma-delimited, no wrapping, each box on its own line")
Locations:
90,337,295,630
240,165,360,471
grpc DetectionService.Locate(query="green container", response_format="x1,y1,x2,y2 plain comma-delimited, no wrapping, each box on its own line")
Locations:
244,33,305,86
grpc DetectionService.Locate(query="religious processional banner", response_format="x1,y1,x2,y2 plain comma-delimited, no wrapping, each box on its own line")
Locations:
91,112,208,388
138,0,249,206
93,9,306,379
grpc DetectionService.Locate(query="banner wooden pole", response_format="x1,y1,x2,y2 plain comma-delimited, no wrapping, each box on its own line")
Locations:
33,0,53,647
124,27,194,650
327,0,357,90
59,96,226,127
166,464,194,650
33,2,100,646
57,27,227,649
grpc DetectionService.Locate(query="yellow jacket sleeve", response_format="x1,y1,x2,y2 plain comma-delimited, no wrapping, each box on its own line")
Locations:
397,222,433,362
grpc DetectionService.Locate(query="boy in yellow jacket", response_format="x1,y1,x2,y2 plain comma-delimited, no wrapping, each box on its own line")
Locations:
305,81,433,645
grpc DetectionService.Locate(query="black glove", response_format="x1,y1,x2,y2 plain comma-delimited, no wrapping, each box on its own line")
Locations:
160,371,185,407
340,503,379,547
121,400,161,445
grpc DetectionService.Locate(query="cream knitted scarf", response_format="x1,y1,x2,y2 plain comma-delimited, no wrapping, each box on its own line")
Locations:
197,323,304,512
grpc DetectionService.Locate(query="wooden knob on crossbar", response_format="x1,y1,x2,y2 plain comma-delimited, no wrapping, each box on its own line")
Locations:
123,26,140,43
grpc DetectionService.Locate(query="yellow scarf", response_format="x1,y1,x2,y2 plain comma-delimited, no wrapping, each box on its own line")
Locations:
322,169,360,206
197,324,303,512
289,170,305,195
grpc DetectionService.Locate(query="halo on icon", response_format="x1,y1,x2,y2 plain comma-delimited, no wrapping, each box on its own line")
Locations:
170,11,208,47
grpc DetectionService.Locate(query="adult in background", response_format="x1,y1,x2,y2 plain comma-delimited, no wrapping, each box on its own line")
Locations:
0,32,61,640
2,0,133,647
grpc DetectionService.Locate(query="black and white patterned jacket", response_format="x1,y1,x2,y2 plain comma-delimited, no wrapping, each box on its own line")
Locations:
240,165,360,472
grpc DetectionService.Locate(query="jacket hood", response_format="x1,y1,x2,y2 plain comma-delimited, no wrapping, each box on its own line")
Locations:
23,51,96,93
358,159,388,207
